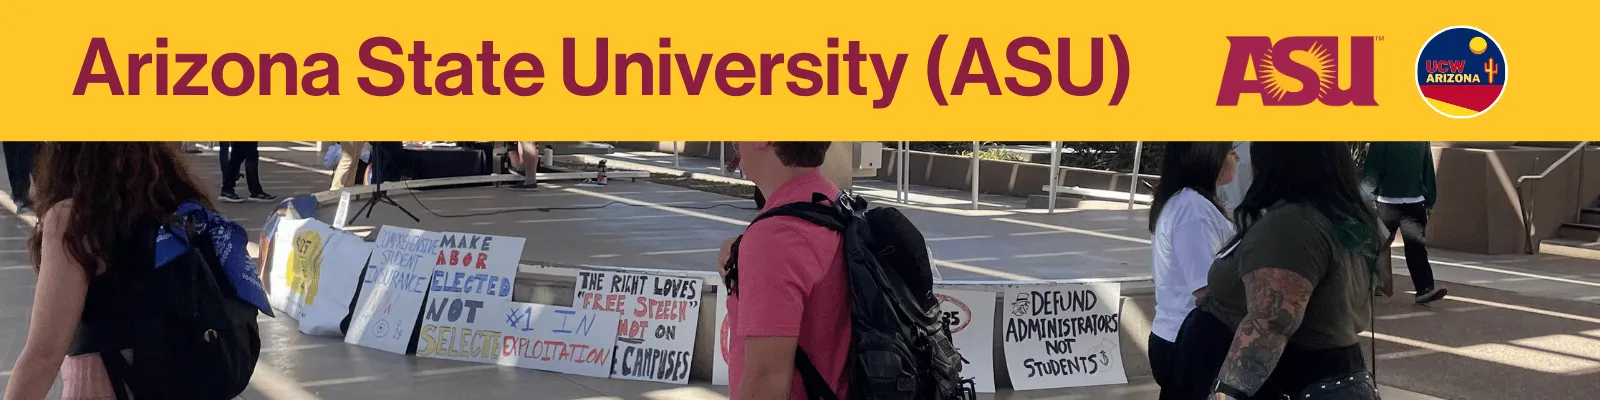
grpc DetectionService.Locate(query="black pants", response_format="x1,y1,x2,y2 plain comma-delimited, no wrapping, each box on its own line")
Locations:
1149,333,1178,399
2,142,38,207
1167,309,1366,399
1379,202,1436,292
221,141,264,195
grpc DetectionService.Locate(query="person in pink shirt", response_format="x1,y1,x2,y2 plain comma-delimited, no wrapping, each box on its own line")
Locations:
718,142,851,399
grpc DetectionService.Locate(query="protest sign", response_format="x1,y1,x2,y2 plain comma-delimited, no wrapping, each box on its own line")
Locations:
296,226,374,337
264,217,311,317
332,190,352,229
572,270,703,384
1001,283,1126,390
936,288,998,393
498,302,621,378
415,232,526,364
346,226,442,354
711,283,730,386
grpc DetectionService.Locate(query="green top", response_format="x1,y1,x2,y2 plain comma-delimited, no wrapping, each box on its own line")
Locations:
1363,142,1438,208
1201,203,1372,349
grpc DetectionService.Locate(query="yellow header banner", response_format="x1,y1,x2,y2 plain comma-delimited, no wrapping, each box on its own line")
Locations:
1,1,1592,140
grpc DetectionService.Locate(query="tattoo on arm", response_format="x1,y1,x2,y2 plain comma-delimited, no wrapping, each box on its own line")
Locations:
1216,268,1312,395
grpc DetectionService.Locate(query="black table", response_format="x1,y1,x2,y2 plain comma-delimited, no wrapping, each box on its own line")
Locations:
400,146,491,180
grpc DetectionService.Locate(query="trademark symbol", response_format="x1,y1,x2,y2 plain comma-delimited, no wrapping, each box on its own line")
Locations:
1376,36,1385,41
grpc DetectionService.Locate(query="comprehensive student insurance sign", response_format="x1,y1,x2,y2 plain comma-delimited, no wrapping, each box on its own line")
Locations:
1,0,1592,140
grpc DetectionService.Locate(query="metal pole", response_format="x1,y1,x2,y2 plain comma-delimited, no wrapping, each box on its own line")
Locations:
718,141,725,173
1048,141,1061,213
895,142,903,202
903,142,911,202
971,141,980,210
673,142,681,168
899,141,908,202
1128,141,1144,210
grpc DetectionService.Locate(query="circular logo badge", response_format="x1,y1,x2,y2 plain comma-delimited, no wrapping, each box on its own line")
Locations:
1416,26,1507,118
935,294,973,334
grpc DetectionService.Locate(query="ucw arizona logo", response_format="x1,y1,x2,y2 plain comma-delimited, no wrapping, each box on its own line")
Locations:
1216,36,1379,106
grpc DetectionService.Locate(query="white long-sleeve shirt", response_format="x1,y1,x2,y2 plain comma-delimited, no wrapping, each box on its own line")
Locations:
1150,189,1236,342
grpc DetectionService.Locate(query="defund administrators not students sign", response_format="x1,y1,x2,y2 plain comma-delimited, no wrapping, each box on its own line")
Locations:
1001,283,1126,390
572,271,704,384
416,232,527,364
347,226,442,354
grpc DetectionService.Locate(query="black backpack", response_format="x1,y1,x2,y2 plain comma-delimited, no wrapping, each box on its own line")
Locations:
89,216,263,400
725,191,974,400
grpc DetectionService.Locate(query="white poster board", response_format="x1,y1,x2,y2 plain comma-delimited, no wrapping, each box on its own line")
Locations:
711,283,730,386
415,232,526,364
265,217,311,317
346,226,443,354
572,270,703,384
498,302,621,378
936,288,998,393
332,191,352,230
297,228,375,337
1001,283,1126,390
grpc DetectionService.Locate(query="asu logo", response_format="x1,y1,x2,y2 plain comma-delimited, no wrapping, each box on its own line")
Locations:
1216,36,1379,106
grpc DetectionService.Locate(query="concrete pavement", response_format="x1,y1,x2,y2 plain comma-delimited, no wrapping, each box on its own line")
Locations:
4,142,1598,399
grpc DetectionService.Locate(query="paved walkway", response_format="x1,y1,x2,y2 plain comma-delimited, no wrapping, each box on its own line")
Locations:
5,143,1599,399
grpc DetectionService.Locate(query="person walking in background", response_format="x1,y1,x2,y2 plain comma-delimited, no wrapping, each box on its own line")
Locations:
1147,142,1239,399
1169,142,1385,399
1364,141,1446,304
506,142,539,191
3,142,39,213
718,142,849,399
219,141,275,203
217,141,231,181
329,141,366,191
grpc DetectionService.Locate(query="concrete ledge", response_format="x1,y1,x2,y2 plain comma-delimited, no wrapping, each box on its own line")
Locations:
1539,240,1600,261
311,171,649,203
304,168,1161,385
1041,185,1154,204
568,154,755,187
506,263,1156,383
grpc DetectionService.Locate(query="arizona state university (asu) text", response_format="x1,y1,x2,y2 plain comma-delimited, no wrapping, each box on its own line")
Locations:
70,36,1130,109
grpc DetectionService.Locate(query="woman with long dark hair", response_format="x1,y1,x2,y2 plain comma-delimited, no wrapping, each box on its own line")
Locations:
4,143,268,400
1148,142,1239,397
1171,142,1385,399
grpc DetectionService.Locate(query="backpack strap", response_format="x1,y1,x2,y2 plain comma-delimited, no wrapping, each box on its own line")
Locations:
723,193,846,297
99,349,135,400
722,235,745,297
750,193,846,233
795,348,840,400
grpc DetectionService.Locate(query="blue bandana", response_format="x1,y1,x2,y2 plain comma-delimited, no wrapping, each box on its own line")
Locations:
153,201,275,317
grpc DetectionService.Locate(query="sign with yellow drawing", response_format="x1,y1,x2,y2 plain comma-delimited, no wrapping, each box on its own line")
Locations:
289,229,326,306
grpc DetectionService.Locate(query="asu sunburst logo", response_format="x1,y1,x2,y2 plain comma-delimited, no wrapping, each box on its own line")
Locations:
1217,36,1379,106
1258,42,1335,101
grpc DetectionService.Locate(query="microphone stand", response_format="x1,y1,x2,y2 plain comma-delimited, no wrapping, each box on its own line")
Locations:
348,141,420,225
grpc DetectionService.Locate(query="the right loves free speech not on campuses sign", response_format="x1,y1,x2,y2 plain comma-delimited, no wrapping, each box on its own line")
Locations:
1,0,1592,141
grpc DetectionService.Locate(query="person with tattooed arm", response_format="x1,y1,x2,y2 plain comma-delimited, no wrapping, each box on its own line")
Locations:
1169,142,1385,399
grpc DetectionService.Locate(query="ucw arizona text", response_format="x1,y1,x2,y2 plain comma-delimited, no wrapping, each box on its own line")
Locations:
1216,36,1379,106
